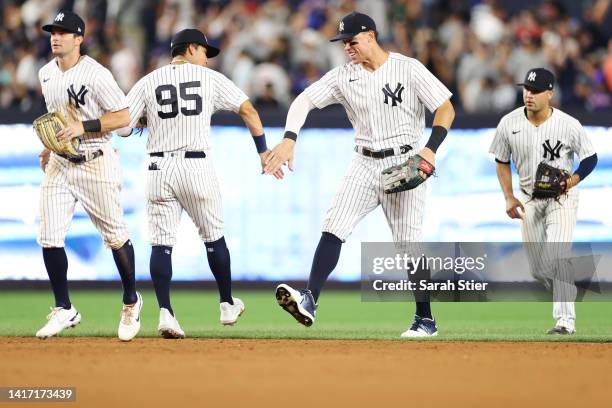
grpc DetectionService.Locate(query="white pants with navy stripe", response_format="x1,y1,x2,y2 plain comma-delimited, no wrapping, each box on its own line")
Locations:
147,154,223,246
38,144,130,250
520,190,579,331
322,151,425,243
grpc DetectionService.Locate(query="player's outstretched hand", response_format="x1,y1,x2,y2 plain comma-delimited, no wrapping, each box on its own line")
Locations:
39,148,51,172
264,138,295,175
505,196,525,220
260,150,284,179
57,121,85,142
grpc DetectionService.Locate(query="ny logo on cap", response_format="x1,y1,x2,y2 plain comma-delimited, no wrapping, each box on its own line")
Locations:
339,21,344,32
528,72,537,81
55,13,64,22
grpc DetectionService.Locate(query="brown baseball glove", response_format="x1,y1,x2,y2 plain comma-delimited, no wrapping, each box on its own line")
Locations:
33,112,80,159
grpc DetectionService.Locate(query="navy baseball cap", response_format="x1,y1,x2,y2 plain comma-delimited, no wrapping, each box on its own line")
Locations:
171,29,220,58
330,12,377,42
517,68,555,91
42,10,85,36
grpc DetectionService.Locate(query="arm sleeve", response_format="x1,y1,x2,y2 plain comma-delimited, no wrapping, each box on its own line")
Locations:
93,68,128,113
304,67,342,109
411,59,453,113
284,92,315,134
489,118,512,162
213,72,249,113
126,78,147,128
574,154,598,180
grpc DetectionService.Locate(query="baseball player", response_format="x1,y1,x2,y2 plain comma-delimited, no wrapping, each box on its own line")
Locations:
264,12,455,337
118,29,281,338
490,68,598,334
34,10,142,341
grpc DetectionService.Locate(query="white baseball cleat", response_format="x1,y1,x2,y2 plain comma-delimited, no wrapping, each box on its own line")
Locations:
36,305,81,339
158,308,185,339
220,297,245,325
118,292,143,341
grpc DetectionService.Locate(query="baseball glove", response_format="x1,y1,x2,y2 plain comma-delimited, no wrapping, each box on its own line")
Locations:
532,161,570,199
382,154,435,194
33,112,80,159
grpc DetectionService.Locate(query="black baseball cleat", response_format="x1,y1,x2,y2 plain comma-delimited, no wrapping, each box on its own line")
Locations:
275,284,317,327
547,326,575,335
400,315,438,338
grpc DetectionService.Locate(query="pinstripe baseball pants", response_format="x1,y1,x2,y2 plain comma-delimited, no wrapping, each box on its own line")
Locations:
520,190,579,330
38,144,130,250
147,154,223,246
322,150,426,243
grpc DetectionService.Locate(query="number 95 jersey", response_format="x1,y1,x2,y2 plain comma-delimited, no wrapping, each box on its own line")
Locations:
125,62,248,152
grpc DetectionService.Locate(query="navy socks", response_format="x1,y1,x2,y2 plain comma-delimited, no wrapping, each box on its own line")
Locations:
205,237,233,304
150,245,174,315
307,232,343,302
42,247,71,309
112,240,138,304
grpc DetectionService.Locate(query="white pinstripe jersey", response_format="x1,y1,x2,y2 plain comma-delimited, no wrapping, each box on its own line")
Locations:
126,62,248,153
489,107,596,194
304,52,452,150
38,56,127,149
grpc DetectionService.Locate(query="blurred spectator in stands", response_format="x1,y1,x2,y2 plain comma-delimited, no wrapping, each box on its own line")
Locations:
0,0,610,115
292,61,320,96
230,50,256,96
493,74,519,111
584,53,612,111
250,61,290,107
470,0,505,46
457,34,497,112
507,32,551,84
582,0,611,53
20,0,61,30
14,41,40,111
254,82,280,109
603,39,612,93
109,32,141,92
0,61,17,109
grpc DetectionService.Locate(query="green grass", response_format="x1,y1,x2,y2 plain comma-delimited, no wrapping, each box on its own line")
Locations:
1,290,611,341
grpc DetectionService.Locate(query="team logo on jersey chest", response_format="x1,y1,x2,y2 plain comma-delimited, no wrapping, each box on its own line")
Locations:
382,82,404,107
67,84,88,109
542,139,563,160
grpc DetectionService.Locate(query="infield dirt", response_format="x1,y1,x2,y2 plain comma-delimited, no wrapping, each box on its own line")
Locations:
1,337,610,407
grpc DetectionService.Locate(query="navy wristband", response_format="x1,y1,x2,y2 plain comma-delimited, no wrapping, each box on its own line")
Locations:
253,134,268,154
82,119,101,133
284,131,297,141
425,126,448,153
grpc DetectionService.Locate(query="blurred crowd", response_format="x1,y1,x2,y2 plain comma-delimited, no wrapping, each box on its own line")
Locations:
1,0,611,114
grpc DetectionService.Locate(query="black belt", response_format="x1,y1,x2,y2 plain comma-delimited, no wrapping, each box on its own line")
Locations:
150,151,206,158
59,150,103,164
355,144,412,159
